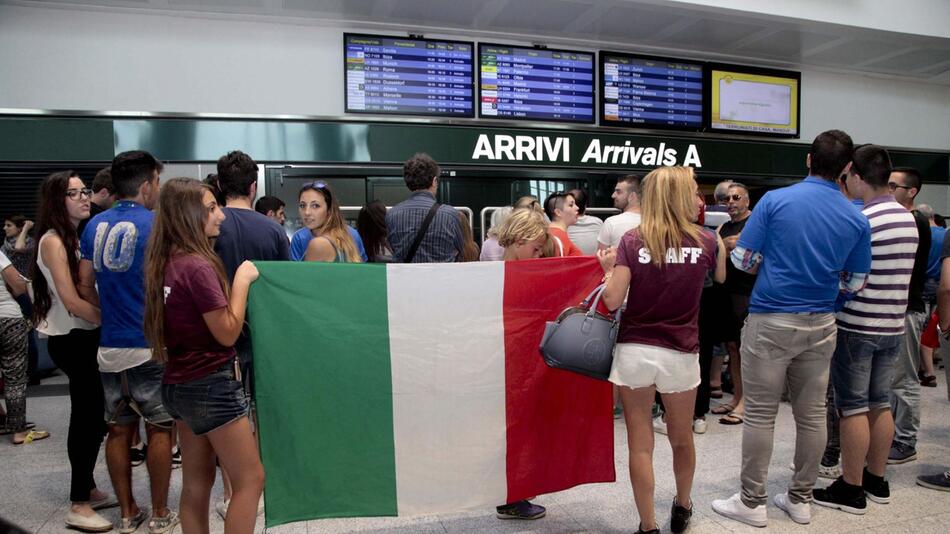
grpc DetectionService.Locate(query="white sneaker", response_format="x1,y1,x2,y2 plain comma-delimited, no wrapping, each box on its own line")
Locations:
653,417,668,435
818,463,842,480
712,492,767,528
693,418,707,434
774,492,811,524
215,499,229,520
65,510,113,533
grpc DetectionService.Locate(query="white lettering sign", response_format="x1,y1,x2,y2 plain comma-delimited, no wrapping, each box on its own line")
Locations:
472,134,701,167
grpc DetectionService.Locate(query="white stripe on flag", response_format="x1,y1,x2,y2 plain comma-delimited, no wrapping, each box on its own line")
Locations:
386,262,508,515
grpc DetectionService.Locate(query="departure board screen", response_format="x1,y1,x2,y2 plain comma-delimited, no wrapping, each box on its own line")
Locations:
479,43,595,124
344,34,474,118
600,51,704,130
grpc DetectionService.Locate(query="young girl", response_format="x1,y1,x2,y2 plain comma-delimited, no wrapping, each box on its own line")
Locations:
543,192,584,257
597,167,725,534
30,171,113,532
298,181,362,263
143,178,264,534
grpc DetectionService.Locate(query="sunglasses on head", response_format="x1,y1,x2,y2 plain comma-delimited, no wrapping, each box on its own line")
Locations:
306,180,328,189
65,188,93,200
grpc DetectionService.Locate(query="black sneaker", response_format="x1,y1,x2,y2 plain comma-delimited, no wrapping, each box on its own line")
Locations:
670,498,692,533
495,500,545,520
637,524,659,534
171,447,182,470
130,444,147,467
862,468,890,504
813,477,867,515
917,470,950,491
887,442,917,464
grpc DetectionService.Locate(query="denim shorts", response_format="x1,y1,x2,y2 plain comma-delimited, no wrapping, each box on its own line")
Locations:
101,359,172,427
831,329,901,417
161,360,249,436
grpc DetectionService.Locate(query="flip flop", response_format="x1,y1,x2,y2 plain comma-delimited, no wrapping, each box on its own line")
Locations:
0,421,36,435
719,413,744,425
13,429,50,444
711,403,735,415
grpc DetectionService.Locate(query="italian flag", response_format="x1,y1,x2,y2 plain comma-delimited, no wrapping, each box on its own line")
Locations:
248,258,615,527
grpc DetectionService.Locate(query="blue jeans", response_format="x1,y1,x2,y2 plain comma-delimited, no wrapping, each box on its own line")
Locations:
831,330,901,417
162,360,248,436
101,359,172,426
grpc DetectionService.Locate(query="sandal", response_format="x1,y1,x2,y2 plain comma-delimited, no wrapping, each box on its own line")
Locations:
711,403,735,415
13,429,50,444
0,421,36,435
719,413,744,425
710,387,724,399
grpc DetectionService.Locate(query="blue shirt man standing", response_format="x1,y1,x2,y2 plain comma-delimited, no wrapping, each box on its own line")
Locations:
712,130,872,528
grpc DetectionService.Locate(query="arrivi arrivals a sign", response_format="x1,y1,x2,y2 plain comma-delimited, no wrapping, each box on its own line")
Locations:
471,134,703,167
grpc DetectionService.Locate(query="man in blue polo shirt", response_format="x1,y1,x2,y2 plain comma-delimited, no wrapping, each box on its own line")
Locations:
712,130,872,528
78,151,178,533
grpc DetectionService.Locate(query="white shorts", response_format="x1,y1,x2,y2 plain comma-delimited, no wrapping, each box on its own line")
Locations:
609,342,701,394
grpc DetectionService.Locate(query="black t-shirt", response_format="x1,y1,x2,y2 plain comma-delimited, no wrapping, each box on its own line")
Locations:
908,210,932,312
214,207,290,282
718,216,757,296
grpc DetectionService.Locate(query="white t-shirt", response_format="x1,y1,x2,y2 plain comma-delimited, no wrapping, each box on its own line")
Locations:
568,215,604,255
0,251,24,319
98,347,153,373
598,212,642,248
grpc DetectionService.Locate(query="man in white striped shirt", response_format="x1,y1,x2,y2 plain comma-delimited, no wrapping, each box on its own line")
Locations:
814,145,918,515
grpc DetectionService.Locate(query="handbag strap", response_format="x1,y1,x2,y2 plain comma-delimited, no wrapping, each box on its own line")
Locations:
404,202,441,263
586,283,622,324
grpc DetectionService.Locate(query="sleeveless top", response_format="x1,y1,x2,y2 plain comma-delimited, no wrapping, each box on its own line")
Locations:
320,236,348,263
35,231,97,336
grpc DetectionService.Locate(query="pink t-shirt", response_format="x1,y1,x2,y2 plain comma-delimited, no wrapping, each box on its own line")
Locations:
616,229,716,353
162,254,235,384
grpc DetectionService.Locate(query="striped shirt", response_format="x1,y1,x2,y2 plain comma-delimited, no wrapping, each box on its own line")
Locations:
838,196,918,335
386,191,464,263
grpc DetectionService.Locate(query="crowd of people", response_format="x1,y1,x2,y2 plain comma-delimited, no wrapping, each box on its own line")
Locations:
0,131,948,534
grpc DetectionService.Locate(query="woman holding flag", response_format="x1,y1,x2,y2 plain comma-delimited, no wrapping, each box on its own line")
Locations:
143,178,264,534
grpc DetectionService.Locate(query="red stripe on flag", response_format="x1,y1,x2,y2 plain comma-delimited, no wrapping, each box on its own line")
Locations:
502,257,616,503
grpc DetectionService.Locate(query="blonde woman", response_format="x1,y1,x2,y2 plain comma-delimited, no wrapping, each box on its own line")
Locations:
299,181,362,263
597,166,726,534
498,208,549,260
480,207,512,261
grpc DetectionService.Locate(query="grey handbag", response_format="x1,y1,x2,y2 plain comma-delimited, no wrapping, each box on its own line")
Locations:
539,283,621,381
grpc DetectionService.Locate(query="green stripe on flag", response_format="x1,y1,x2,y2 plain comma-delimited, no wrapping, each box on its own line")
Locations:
248,262,397,526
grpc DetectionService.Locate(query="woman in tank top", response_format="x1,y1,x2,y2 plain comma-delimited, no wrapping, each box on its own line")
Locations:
30,171,115,532
596,166,726,534
143,178,264,534
298,181,362,263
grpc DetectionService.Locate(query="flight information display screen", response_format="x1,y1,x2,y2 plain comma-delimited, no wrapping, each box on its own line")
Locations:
707,63,800,137
344,34,474,117
479,43,595,123
600,51,704,130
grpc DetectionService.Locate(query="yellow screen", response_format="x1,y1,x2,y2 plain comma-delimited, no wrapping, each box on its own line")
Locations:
710,70,798,135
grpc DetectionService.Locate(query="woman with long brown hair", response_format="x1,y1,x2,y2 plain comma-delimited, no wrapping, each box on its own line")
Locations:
298,181,362,263
143,178,264,534
30,171,114,532
597,166,725,534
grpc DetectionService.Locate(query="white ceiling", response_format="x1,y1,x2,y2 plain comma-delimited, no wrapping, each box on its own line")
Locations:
14,0,950,84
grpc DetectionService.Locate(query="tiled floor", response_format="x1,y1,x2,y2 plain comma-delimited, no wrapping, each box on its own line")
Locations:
2,372,949,533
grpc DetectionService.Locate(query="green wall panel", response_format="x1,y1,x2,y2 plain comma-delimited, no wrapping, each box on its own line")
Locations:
0,118,114,161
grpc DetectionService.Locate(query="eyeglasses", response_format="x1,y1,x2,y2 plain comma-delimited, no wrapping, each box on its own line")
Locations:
725,194,745,202
888,182,912,192
65,188,93,200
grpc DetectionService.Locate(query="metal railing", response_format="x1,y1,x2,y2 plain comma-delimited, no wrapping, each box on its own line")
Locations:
479,206,620,242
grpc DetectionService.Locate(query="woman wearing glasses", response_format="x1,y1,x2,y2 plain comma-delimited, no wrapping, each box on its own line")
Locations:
597,167,725,534
543,192,584,257
298,181,362,263
30,172,115,532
